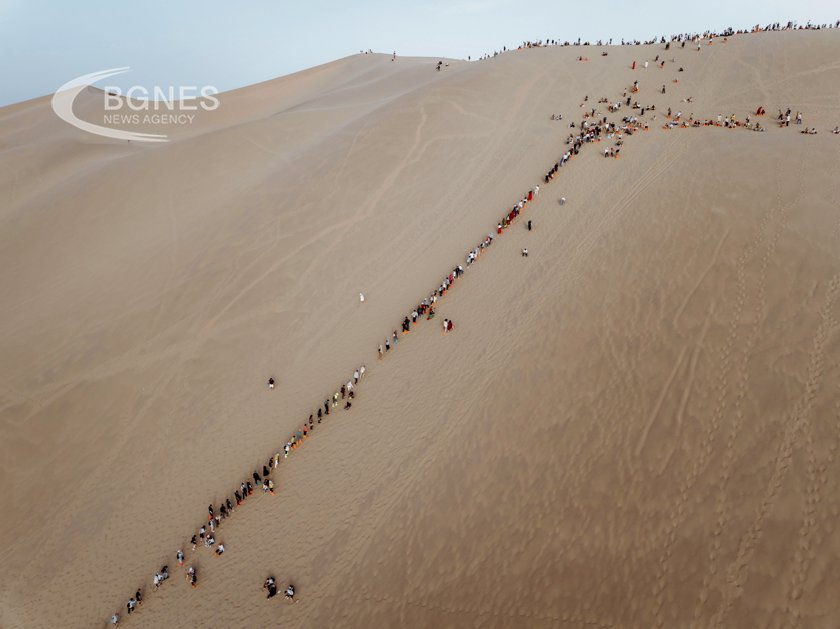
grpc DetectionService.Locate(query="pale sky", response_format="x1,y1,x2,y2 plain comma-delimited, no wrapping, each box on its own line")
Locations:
0,0,837,106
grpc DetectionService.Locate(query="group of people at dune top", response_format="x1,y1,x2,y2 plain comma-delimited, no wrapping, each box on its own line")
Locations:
473,20,839,61
106,23,838,624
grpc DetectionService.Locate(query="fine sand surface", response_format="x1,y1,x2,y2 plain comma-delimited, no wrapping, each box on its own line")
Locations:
2,29,840,628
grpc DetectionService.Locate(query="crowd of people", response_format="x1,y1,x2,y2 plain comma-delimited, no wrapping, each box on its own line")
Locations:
472,20,840,61
660,103,838,135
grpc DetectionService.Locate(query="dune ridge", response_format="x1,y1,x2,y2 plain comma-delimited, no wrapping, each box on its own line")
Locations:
2,27,840,628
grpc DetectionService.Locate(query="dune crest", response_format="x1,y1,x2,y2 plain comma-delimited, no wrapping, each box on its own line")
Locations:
2,28,840,628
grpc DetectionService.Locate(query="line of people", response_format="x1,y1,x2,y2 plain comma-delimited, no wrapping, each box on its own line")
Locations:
107,365,366,624
661,106,835,134
376,85,655,359
106,77,661,625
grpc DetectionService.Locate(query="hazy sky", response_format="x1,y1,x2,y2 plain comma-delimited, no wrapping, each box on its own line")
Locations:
0,0,836,106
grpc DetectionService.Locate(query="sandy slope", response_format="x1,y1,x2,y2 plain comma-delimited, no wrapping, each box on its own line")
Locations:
1,30,840,628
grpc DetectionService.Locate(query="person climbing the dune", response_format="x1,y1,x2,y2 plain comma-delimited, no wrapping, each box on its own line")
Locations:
265,576,278,598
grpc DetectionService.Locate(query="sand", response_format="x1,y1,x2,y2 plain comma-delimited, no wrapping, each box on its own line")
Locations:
2,29,840,628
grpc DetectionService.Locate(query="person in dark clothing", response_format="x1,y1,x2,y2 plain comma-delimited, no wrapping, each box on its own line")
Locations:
265,576,278,598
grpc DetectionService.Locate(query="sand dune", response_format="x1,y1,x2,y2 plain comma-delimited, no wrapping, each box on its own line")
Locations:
2,29,840,628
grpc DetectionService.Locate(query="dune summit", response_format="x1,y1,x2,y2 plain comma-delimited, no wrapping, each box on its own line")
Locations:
2,26,840,628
